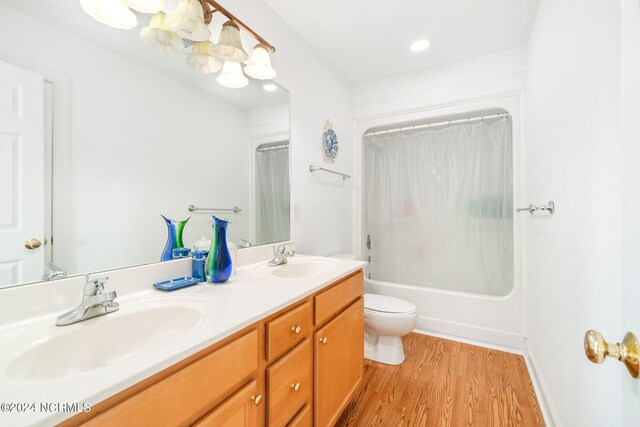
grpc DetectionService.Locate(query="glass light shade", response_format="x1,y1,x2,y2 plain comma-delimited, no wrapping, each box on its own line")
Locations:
122,0,164,13
140,12,183,53
217,61,248,88
212,21,248,62
186,41,222,73
166,0,211,41
244,44,276,80
79,0,137,30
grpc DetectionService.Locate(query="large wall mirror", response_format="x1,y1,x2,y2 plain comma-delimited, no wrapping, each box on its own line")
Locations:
0,1,290,289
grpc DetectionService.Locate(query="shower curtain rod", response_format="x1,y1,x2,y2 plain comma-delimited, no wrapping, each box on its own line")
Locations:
363,112,510,137
256,144,289,152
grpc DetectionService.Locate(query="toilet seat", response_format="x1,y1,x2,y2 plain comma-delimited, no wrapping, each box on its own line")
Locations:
364,293,417,315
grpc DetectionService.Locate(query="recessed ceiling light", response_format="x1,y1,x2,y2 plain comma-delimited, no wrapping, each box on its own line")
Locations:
410,39,431,52
263,83,278,92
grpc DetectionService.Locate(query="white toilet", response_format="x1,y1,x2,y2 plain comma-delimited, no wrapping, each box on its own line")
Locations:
363,293,418,365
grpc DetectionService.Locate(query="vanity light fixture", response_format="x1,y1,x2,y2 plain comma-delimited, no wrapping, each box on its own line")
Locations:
166,0,212,41
80,0,277,88
186,41,222,73
140,12,183,53
212,21,249,62
244,44,277,80
79,0,137,29
122,0,164,14
262,83,278,92
217,61,249,88
410,39,431,52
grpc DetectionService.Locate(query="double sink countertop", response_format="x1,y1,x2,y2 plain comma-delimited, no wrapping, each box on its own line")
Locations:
0,255,367,426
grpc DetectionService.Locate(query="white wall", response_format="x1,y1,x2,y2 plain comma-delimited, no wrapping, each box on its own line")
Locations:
247,102,290,245
247,102,290,139
525,1,624,425
353,47,527,120
622,1,640,424
0,6,251,274
352,48,527,349
225,0,354,256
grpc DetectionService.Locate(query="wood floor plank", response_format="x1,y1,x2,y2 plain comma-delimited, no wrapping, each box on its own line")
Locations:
336,333,545,427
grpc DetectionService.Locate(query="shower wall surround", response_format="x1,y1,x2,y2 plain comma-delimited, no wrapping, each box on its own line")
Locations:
364,115,514,297
353,50,526,349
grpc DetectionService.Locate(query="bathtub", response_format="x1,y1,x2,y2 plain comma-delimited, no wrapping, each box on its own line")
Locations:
364,276,524,350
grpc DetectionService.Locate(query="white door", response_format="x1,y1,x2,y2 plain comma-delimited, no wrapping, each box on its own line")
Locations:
622,1,640,424
0,60,44,288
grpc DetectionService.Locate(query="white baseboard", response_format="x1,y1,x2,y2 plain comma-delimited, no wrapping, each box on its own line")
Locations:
412,326,560,427
412,328,523,355
523,341,562,427
415,315,525,350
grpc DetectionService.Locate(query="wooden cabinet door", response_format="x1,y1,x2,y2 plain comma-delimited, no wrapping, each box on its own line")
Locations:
194,380,261,427
314,298,364,427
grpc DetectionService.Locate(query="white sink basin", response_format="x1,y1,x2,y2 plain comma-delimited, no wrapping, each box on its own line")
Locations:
1,295,214,381
270,258,343,278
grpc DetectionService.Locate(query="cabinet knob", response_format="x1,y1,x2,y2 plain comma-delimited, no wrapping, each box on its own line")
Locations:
290,383,300,392
291,325,302,334
319,337,328,345
251,394,263,406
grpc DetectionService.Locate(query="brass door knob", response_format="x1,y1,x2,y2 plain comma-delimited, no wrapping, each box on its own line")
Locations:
584,330,639,378
24,239,42,250
319,337,328,345
251,394,263,406
291,325,301,334
290,383,300,392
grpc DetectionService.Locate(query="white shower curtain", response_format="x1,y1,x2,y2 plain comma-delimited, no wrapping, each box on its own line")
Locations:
256,145,290,245
364,116,513,296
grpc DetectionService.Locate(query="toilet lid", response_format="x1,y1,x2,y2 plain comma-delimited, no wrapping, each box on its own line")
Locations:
364,293,417,314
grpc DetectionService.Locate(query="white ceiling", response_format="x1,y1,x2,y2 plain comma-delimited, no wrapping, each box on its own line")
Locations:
0,0,289,110
265,0,539,84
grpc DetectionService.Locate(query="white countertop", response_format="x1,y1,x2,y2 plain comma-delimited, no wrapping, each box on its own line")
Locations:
0,255,366,426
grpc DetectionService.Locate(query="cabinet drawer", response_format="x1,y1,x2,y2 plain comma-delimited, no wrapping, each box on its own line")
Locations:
266,301,312,362
287,405,311,427
267,339,312,427
314,271,363,326
194,380,260,427
86,329,259,426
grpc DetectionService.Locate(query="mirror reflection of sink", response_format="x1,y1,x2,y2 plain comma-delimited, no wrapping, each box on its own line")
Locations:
3,296,213,381
270,258,343,278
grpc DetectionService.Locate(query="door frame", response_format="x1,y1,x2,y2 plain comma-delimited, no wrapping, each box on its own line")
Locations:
0,51,72,276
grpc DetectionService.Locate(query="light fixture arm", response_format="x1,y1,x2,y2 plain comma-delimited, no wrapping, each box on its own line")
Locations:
197,0,216,25
202,0,276,52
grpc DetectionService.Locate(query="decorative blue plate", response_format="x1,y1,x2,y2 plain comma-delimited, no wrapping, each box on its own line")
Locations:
323,128,339,159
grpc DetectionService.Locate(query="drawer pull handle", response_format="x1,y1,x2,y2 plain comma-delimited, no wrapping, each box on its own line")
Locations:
291,382,301,392
291,325,302,334
251,394,263,406
319,337,328,345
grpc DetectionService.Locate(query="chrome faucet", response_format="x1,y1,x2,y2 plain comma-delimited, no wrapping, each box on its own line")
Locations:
42,262,67,281
268,243,295,267
238,239,253,249
56,276,119,326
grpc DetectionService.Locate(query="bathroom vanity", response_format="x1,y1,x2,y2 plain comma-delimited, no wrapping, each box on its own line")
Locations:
61,271,364,427
0,255,365,427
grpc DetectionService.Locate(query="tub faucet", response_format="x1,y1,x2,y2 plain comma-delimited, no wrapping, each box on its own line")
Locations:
268,243,295,267
55,276,119,326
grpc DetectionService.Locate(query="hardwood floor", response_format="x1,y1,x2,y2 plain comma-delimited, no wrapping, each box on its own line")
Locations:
336,333,544,427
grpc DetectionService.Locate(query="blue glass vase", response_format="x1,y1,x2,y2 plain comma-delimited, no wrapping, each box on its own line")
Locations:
160,215,190,261
205,216,232,284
